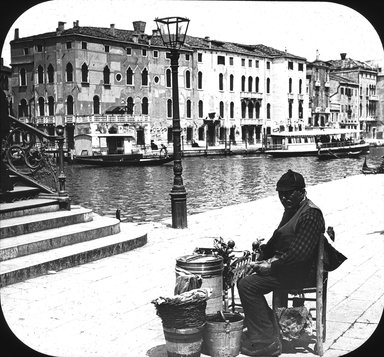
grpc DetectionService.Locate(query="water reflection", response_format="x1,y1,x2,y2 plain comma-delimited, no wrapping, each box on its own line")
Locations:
65,147,384,223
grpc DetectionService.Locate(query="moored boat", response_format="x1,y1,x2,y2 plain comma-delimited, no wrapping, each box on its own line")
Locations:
317,149,363,160
264,128,370,157
73,153,173,166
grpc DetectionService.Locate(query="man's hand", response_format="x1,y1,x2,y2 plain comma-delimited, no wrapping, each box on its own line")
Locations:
254,260,272,275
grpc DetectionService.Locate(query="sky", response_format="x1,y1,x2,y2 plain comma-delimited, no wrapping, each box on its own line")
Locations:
1,0,384,67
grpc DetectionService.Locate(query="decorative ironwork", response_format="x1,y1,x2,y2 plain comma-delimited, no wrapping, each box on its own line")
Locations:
2,115,66,196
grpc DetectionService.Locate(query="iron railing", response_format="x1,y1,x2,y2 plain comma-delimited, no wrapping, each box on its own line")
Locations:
1,115,69,208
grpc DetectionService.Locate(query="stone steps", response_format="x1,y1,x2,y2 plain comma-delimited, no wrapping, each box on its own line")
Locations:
0,185,40,203
0,198,60,219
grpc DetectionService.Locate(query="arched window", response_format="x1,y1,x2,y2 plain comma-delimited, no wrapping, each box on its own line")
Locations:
230,102,234,119
126,68,133,85
255,77,259,92
127,97,134,114
48,96,54,116
142,97,148,115
93,96,100,115
298,101,303,118
220,101,224,118
38,97,45,116
19,99,28,117
186,100,191,118
241,76,245,91
103,66,110,84
267,103,271,119
81,63,88,83
166,69,172,87
299,79,302,94
248,101,254,118
289,78,292,93
256,102,260,119
241,101,246,118
20,68,26,86
230,74,234,91
66,63,73,82
267,78,270,93
198,71,203,89
47,64,54,83
38,65,44,84
142,68,148,86
219,73,224,91
198,100,203,118
288,100,292,119
67,95,74,115
185,70,191,89
248,76,253,92
167,99,172,117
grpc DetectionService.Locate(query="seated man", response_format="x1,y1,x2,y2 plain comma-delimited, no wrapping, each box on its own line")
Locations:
238,169,325,356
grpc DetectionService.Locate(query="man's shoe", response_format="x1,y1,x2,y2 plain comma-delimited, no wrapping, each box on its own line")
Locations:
241,338,282,356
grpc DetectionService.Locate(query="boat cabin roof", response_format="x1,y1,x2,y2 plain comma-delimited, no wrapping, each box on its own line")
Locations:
270,129,361,137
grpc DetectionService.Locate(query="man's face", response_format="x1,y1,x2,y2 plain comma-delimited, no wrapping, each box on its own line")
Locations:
278,189,304,210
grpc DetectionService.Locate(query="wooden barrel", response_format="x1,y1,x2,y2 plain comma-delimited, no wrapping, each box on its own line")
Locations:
163,324,205,357
176,255,223,314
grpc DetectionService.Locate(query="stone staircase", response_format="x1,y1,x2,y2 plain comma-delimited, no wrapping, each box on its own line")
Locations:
0,184,148,287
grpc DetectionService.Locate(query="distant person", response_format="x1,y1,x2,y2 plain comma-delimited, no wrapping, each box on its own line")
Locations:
192,140,199,147
151,140,158,150
160,144,168,157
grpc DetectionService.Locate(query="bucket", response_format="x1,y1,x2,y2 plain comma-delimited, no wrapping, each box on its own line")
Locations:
203,312,244,357
163,324,205,357
176,255,223,314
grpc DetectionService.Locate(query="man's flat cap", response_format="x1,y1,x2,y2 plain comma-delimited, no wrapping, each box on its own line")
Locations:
276,169,306,191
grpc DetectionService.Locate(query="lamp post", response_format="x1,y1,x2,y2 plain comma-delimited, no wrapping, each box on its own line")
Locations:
155,16,189,228
55,125,69,209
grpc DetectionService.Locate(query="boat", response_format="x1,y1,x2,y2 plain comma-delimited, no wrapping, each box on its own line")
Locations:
361,156,384,174
73,153,174,166
317,149,363,160
264,128,370,157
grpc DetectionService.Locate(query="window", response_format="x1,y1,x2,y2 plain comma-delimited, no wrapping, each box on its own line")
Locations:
220,101,224,118
126,47,132,55
267,103,271,119
66,63,73,82
241,59,245,66
48,96,54,116
241,76,245,91
166,52,171,59
93,96,100,114
230,74,234,91
103,66,110,85
241,101,246,118
82,42,87,50
153,50,159,58
36,45,43,52
166,69,172,87
248,76,253,92
38,97,45,116
115,73,122,82
266,61,271,69
229,57,234,65
126,68,133,85
299,79,302,94
256,102,260,119
141,68,148,86
142,97,148,115
219,73,224,91
23,48,29,55
47,64,54,83
185,54,190,60
198,53,203,62
38,65,44,84
248,101,253,118
127,97,134,114
288,100,292,118
289,78,292,93
298,63,304,71
142,49,147,57
185,70,191,89
67,96,74,115
217,55,225,65
341,88,344,95
299,101,303,119
267,78,270,93
186,100,191,118
19,99,28,117
230,102,234,118
255,60,259,68
105,45,110,53
255,77,259,92
154,76,159,84
20,68,26,86
198,71,203,89
248,59,252,67
66,42,72,49
288,61,294,70
198,100,203,118
167,99,172,117
81,63,88,83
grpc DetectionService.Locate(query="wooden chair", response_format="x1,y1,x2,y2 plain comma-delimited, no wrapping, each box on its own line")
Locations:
272,232,330,356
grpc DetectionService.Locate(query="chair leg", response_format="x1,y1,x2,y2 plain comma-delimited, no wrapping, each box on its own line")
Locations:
322,281,327,342
231,285,235,313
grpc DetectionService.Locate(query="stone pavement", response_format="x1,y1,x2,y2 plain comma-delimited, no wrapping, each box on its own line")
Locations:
1,173,383,357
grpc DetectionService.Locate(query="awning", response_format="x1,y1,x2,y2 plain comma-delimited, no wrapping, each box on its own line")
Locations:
270,128,362,137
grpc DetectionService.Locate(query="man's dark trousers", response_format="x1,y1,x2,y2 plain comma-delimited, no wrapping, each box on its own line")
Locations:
237,274,281,344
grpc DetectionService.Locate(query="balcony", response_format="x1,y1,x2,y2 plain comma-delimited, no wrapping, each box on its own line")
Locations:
240,92,263,100
315,80,321,87
240,118,263,126
297,94,304,100
369,95,379,101
324,81,330,87
287,93,295,100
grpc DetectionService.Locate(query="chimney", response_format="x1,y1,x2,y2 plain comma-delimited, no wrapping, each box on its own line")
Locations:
14,28,19,40
56,21,66,35
110,24,115,36
132,21,146,33
73,20,79,28
316,49,320,61
204,36,211,49
340,53,347,60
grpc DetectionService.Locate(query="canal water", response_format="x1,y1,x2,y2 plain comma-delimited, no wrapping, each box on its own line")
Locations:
65,147,384,223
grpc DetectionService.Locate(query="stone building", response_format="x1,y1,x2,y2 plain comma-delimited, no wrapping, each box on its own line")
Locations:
0,57,13,115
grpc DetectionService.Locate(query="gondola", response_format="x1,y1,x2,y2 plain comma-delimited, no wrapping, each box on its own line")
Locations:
361,156,384,175
317,149,363,160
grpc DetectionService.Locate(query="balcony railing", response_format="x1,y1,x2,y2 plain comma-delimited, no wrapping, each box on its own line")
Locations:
240,118,263,125
2,115,69,207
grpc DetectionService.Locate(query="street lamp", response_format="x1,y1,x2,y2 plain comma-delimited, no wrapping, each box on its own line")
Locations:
155,16,189,228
